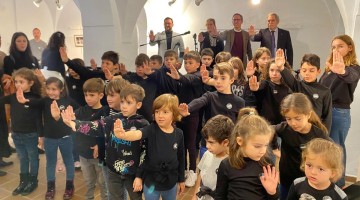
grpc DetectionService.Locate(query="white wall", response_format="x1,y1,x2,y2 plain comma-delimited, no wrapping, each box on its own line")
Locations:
0,0,83,61
0,0,359,177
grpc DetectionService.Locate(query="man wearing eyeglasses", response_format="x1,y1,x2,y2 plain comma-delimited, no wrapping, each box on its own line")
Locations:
217,13,253,65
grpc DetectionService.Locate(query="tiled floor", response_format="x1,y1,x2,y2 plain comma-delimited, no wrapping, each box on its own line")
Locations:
0,153,196,200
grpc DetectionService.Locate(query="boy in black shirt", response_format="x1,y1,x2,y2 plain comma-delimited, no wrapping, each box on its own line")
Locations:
73,78,108,200
62,84,148,200
276,50,332,131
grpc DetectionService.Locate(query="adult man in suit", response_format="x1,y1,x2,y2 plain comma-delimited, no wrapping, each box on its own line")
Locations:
249,13,293,66
149,17,185,68
218,13,252,65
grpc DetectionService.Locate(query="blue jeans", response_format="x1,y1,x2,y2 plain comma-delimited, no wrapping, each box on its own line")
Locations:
44,136,75,181
71,134,79,162
12,132,39,176
330,107,351,188
143,184,177,200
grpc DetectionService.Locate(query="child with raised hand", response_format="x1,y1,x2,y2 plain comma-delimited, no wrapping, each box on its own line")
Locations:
114,94,185,200
179,62,245,158
287,138,347,200
274,93,330,200
61,83,147,200
144,49,182,96
192,115,234,200
249,59,292,125
275,49,332,131
0,68,43,196
167,50,205,187
17,76,79,200
215,109,279,200
319,34,360,188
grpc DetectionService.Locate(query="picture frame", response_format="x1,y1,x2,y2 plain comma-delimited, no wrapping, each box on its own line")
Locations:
74,35,83,47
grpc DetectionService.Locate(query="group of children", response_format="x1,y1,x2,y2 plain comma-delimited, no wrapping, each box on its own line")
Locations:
0,32,359,200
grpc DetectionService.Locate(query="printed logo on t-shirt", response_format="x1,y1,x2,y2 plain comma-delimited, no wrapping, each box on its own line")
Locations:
273,90,278,94
173,143,178,150
130,126,136,131
72,85,76,90
226,103,232,110
59,105,65,111
299,193,332,200
24,105,29,108
313,94,319,99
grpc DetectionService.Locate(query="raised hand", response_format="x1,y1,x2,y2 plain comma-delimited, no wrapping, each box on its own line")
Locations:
166,64,180,80
133,177,143,192
3,78,12,90
178,103,190,117
249,75,260,91
61,106,76,130
246,60,256,77
275,49,285,71
149,30,155,42
184,47,190,55
248,25,256,36
50,100,61,120
330,51,346,74
16,88,29,104
114,119,125,139
90,58,97,70
119,63,128,75
200,64,210,83
33,69,46,83
260,165,279,195
198,32,204,42
59,47,69,63
103,67,113,80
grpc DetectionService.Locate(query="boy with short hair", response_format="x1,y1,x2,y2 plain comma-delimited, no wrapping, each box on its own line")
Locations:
276,49,332,131
149,55,163,70
122,53,157,122
167,51,206,187
179,62,245,157
73,78,108,200
61,83,148,200
193,115,234,200
144,49,182,96
200,48,215,70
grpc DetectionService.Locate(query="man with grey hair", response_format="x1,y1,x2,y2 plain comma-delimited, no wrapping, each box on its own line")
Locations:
249,12,293,66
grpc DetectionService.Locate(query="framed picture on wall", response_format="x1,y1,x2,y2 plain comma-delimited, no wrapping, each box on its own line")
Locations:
74,35,83,47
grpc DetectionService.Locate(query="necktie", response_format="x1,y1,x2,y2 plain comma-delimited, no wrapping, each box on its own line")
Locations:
271,31,275,57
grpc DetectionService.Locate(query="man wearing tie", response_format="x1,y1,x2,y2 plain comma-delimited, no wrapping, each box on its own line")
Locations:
149,17,185,68
249,13,293,66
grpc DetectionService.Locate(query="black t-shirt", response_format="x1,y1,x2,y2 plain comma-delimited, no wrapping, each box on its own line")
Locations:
215,158,279,200
287,177,348,200
141,123,185,191
275,122,329,189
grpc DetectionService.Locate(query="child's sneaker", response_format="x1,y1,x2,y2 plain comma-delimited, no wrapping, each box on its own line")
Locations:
185,170,197,187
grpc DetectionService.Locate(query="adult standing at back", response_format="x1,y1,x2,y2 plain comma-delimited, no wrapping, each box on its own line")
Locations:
218,13,252,66
198,18,224,58
41,31,66,77
249,13,293,66
29,28,47,62
149,17,185,68
3,32,39,76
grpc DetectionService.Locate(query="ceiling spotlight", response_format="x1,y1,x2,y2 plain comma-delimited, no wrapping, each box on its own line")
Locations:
251,0,261,5
33,0,42,7
56,0,63,10
168,0,176,6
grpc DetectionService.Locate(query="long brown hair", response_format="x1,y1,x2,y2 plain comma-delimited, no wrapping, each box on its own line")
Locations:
229,110,274,169
326,35,358,72
252,47,271,81
12,68,43,96
280,93,328,134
